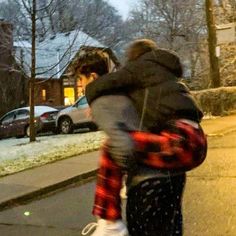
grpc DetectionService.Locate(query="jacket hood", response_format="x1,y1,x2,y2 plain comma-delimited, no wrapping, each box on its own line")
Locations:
141,49,183,77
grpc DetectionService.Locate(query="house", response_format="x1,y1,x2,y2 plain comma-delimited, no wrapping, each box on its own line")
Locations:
14,30,120,107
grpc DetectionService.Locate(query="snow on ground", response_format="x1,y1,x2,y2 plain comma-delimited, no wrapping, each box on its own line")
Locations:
0,115,218,177
0,131,106,177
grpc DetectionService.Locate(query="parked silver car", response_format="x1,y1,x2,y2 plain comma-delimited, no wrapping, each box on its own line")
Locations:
0,106,58,139
56,96,97,134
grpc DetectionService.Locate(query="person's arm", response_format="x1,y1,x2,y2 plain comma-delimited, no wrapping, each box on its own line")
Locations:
85,62,143,104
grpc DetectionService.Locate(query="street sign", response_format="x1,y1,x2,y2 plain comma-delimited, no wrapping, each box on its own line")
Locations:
216,22,236,44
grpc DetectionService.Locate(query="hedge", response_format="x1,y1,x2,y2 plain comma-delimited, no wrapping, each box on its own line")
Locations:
191,86,236,116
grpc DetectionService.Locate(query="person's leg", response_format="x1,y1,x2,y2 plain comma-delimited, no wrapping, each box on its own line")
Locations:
126,174,186,236
84,147,128,235
91,95,139,169
92,147,123,220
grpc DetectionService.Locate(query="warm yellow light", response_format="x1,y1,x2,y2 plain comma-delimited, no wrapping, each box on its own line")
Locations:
42,89,46,101
64,88,74,105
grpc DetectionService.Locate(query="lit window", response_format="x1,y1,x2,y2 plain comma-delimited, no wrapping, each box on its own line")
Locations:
64,87,74,105
42,89,46,101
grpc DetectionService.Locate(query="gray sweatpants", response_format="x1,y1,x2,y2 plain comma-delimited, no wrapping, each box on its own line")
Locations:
90,95,140,168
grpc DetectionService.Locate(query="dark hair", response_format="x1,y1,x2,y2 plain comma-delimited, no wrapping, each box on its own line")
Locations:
125,39,158,61
78,51,109,76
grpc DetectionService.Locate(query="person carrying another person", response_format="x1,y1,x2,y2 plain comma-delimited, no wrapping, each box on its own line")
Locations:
81,39,207,236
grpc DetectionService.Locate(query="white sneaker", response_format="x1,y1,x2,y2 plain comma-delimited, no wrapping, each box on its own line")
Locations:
81,219,128,236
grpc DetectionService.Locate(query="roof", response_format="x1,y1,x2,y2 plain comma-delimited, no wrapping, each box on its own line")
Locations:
14,30,106,79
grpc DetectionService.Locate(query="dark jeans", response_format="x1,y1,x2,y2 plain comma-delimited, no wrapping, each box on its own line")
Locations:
126,174,186,236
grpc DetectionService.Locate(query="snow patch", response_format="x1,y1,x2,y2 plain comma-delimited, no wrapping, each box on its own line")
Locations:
0,131,106,176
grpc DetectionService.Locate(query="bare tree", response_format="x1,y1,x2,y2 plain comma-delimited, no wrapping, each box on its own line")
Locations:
29,0,37,141
205,0,221,88
216,0,236,23
0,0,125,48
0,0,125,141
127,0,208,84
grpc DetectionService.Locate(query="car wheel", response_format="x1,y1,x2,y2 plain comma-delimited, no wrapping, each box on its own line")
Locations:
25,126,30,137
59,117,73,134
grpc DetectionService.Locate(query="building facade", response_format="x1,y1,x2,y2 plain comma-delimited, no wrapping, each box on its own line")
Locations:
0,20,28,117
14,30,120,108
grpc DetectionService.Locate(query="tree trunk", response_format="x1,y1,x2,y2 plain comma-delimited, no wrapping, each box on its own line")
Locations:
205,0,221,88
29,0,36,142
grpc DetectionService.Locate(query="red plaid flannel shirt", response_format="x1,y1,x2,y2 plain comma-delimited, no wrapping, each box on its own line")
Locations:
93,119,207,220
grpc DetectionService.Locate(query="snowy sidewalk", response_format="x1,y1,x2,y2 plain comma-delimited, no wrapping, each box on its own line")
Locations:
0,151,99,211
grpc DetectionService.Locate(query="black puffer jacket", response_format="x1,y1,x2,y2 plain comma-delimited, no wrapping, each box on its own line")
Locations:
85,48,203,133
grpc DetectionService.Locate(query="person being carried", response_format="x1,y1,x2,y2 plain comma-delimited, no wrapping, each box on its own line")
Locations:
78,51,139,236
81,41,207,236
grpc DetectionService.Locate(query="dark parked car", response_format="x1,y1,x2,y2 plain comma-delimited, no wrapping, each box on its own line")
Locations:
56,96,97,134
0,106,58,139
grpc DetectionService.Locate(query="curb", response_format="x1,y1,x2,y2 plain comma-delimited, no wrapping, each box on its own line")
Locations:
0,169,97,212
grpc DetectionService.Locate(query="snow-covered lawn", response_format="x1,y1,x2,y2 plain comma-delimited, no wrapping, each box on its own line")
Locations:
0,131,106,177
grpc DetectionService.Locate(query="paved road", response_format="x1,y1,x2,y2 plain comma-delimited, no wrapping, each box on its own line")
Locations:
0,178,97,236
183,130,236,236
0,132,235,236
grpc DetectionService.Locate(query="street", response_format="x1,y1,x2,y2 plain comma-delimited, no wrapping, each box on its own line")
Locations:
0,178,98,236
0,131,235,236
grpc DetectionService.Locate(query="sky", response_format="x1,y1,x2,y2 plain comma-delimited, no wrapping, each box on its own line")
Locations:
106,0,137,19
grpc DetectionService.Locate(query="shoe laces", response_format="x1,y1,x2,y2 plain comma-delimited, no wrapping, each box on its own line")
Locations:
81,222,98,235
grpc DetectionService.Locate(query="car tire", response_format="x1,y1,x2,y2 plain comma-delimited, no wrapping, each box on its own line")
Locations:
25,126,30,137
59,117,74,134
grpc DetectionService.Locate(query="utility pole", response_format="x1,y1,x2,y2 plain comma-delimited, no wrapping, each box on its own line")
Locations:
29,0,36,142
205,0,221,88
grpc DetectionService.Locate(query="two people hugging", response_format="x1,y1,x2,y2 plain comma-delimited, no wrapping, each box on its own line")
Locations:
79,39,207,236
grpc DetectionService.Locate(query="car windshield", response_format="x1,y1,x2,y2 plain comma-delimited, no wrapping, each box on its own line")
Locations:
74,96,88,108
34,106,57,116
0,112,15,124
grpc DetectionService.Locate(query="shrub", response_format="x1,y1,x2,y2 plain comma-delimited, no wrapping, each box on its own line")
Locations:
191,86,236,116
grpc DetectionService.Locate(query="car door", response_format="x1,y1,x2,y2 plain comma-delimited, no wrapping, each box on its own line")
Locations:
0,111,16,138
12,109,30,137
70,96,90,124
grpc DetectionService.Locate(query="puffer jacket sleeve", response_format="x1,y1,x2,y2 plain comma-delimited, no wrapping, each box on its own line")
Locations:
85,61,143,105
